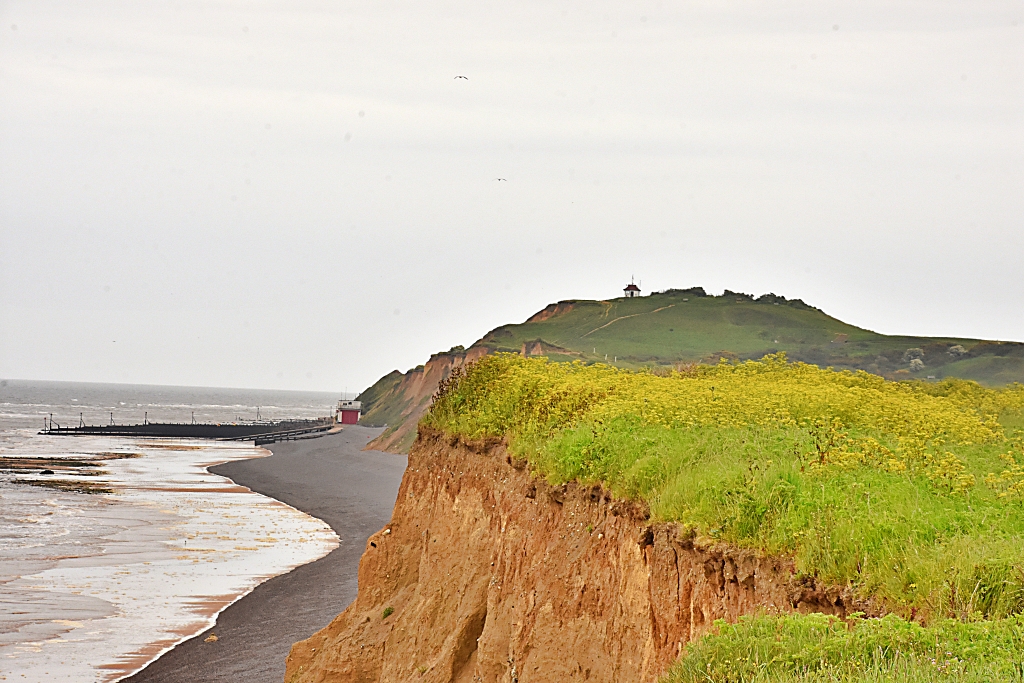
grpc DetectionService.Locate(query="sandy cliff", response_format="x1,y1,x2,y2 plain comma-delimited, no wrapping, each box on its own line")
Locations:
285,429,863,683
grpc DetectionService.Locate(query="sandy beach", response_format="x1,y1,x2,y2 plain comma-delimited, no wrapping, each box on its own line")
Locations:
123,425,407,683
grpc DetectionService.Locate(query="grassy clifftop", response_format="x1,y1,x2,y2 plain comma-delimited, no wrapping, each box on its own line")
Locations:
358,289,1024,453
425,353,1024,681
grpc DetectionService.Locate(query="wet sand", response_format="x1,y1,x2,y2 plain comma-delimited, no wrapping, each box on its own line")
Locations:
123,425,406,683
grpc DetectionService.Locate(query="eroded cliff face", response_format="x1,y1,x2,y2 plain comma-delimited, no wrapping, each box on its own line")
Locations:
363,348,488,453
524,301,577,323
285,429,863,683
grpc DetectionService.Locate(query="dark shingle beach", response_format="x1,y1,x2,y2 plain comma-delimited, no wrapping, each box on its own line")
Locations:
124,425,406,683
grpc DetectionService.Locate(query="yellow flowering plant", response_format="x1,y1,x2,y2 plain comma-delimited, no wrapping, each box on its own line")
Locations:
425,353,1024,619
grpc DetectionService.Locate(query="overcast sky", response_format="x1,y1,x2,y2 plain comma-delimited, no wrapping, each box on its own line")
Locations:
1,1,1021,393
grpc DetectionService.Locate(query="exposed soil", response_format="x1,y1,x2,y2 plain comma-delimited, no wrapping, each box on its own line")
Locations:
285,428,869,683
520,340,579,358
526,301,577,323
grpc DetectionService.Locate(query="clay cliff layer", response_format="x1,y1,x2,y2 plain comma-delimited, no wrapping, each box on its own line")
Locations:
285,429,865,683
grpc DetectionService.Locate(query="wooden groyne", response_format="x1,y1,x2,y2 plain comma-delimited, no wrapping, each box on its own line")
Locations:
40,416,335,444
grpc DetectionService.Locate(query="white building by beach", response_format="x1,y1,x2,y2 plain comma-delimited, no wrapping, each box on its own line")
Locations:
337,400,361,425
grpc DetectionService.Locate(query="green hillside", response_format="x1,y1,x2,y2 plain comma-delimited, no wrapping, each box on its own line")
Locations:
472,288,1024,384
358,288,1024,452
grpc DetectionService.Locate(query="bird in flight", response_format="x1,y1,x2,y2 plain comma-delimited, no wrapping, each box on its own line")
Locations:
454,75,468,80
495,178,507,181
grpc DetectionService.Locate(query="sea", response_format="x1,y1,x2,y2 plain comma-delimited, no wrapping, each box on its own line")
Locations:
0,379,342,682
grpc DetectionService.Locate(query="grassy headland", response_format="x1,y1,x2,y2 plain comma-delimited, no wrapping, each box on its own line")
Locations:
423,353,1024,680
474,289,1024,385
359,289,1024,453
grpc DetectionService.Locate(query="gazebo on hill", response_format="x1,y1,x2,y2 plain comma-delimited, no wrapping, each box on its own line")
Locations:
623,282,641,298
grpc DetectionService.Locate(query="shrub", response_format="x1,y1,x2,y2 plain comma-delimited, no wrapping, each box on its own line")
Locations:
903,348,925,363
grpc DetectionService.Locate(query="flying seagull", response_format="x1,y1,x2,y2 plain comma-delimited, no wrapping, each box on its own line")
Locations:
454,75,468,80
495,178,507,181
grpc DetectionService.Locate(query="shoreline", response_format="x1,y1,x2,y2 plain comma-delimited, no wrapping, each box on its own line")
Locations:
122,425,406,683
97,441,342,682
0,434,338,683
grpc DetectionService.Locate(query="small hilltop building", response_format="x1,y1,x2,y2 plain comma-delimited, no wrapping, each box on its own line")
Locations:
623,282,641,298
336,400,361,425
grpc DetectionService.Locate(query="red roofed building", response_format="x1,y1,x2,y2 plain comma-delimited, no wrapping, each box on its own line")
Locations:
623,282,641,298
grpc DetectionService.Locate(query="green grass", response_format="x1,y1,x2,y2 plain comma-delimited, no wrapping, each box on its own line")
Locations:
357,370,407,428
662,612,1024,683
544,420,1024,620
483,292,865,361
358,288,1024,454
938,355,1024,386
473,290,1024,386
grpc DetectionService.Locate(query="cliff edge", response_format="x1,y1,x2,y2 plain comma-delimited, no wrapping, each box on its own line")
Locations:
284,428,862,683
359,348,488,453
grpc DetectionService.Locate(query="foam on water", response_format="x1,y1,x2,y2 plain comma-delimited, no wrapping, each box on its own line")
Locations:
0,381,340,682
